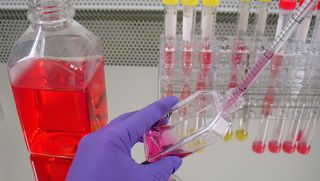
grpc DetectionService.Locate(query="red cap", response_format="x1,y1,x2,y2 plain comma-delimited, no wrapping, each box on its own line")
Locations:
299,0,317,10
318,1,320,10
279,0,297,10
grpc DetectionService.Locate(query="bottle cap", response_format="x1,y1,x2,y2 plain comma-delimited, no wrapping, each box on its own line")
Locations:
182,0,198,6
163,0,179,6
202,0,220,7
279,0,297,10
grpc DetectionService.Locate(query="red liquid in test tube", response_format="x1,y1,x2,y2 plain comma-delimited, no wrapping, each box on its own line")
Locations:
271,53,284,79
252,87,274,154
164,44,176,77
180,84,191,100
164,83,173,97
199,45,212,76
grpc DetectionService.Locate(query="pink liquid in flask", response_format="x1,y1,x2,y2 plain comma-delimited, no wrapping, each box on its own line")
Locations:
145,126,191,162
10,57,108,158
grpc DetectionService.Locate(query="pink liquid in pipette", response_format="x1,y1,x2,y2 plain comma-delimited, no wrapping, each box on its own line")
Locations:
145,126,191,162
222,49,275,114
297,141,311,155
268,140,282,153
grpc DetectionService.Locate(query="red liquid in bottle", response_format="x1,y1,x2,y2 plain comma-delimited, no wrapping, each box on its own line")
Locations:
252,141,266,154
145,126,191,162
268,140,282,153
31,154,72,181
297,141,311,155
10,57,108,180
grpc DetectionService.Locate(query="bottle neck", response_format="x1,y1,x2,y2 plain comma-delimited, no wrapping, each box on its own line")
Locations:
28,0,75,25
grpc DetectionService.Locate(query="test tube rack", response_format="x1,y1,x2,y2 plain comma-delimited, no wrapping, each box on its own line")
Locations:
158,36,320,154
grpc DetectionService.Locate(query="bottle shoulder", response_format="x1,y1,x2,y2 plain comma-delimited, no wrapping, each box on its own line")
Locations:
8,20,102,67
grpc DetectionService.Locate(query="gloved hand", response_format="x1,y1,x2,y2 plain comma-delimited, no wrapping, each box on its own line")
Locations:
66,96,182,181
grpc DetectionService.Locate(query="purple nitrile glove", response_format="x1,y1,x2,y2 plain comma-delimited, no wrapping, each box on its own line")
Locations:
66,96,182,181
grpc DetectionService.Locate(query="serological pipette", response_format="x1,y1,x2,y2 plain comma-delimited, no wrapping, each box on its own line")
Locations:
198,0,220,76
143,0,318,163
163,0,179,77
229,0,252,93
254,0,271,40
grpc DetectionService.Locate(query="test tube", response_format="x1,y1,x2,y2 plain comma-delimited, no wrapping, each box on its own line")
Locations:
309,2,320,52
282,95,306,153
275,0,297,39
250,0,271,66
236,0,252,37
163,0,179,77
254,0,271,40
198,0,220,76
182,0,198,79
268,93,290,153
229,0,252,90
252,104,272,153
252,87,275,153
297,107,319,155
235,100,250,141
271,0,297,84
294,0,315,43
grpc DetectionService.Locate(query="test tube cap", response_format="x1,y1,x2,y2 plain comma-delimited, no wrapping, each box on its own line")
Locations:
182,0,198,6
318,1,320,10
279,0,297,10
258,0,272,2
202,0,220,7
240,0,253,2
163,0,179,5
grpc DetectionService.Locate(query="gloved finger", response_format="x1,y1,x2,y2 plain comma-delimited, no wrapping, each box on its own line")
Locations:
122,96,178,146
145,156,182,180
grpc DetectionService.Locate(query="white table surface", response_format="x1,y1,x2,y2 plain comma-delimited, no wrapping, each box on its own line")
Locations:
0,64,320,181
